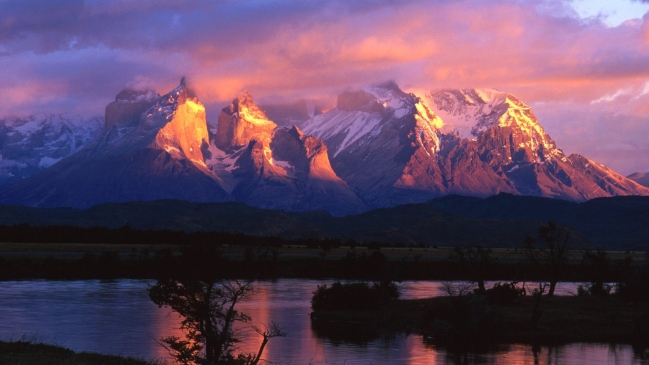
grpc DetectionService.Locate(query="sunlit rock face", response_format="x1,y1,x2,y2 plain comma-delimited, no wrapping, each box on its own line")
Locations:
0,80,230,208
429,89,649,200
2,80,645,214
300,81,504,208
0,115,102,184
208,94,364,215
214,92,276,151
151,84,209,164
302,83,649,208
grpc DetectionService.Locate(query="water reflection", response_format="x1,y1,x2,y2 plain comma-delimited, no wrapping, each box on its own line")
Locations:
0,279,646,364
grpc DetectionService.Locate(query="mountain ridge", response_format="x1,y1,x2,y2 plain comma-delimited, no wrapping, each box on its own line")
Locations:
0,80,647,214
628,172,649,188
0,194,648,249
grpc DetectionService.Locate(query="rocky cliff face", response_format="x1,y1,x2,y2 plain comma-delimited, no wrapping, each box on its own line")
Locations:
429,89,649,200
1,81,646,214
0,80,230,208
0,115,102,184
208,93,364,215
150,83,209,164
301,82,512,207
301,83,649,208
214,92,276,151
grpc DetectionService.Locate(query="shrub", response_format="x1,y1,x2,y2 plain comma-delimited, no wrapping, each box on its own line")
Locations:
311,281,399,311
485,282,525,304
577,283,613,296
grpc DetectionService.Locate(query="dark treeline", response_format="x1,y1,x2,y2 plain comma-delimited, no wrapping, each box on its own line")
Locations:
0,223,386,248
0,223,647,287
0,245,643,286
0,223,285,246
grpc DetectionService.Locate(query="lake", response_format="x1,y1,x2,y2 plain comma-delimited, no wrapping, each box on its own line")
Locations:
0,279,647,365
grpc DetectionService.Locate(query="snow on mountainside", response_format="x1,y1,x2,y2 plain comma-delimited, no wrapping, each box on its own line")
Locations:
302,83,649,208
1,80,647,213
302,82,443,158
301,81,510,207
0,83,363,215
94,79,210,165
0,80,230,208
426,88,649,201
0,114,102,184
430,88,561,162
208,93,364,215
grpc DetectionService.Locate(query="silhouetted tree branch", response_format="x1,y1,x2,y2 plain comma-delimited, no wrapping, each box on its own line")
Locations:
524,221,572,297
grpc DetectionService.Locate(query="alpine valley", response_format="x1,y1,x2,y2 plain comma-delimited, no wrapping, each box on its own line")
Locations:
0,79,647,215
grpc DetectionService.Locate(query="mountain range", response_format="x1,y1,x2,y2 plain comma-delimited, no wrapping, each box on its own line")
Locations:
0,79,647,215
0,114,101,184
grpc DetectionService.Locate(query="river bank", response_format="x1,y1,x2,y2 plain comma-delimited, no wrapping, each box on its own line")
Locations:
311,294,649,346
0,340,159,365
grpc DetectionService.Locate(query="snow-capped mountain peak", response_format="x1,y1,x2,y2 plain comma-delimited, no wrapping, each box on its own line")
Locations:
0,114,102,183
2,81,647,214
428,88,507,140
141,81,191,130
428,88,561,162
301,81,442,158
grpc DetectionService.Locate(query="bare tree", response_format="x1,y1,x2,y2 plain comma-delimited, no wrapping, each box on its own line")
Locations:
524,221,572,297
528,282,547,328
451,246,497,294
582,248,611,296
247,322,287,365
149,278,286,365
441,280,475,297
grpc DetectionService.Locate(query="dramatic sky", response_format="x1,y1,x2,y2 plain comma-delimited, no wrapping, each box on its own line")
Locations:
1,0,649,174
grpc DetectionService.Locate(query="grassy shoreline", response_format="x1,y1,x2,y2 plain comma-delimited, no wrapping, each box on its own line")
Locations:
0,340,160,365
0,242,644,282
311,294,649,346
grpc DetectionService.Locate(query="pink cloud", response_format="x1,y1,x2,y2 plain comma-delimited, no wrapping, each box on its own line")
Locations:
1,0,649,173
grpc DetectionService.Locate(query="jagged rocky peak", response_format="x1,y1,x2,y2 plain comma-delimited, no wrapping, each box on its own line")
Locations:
105,88,159,130
143,78,209,164
301,81,443,159
270,125,331,175
215,92,277,151
270,126,306,163
429,88,562,164
430,88,515,139
0,114,102,183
